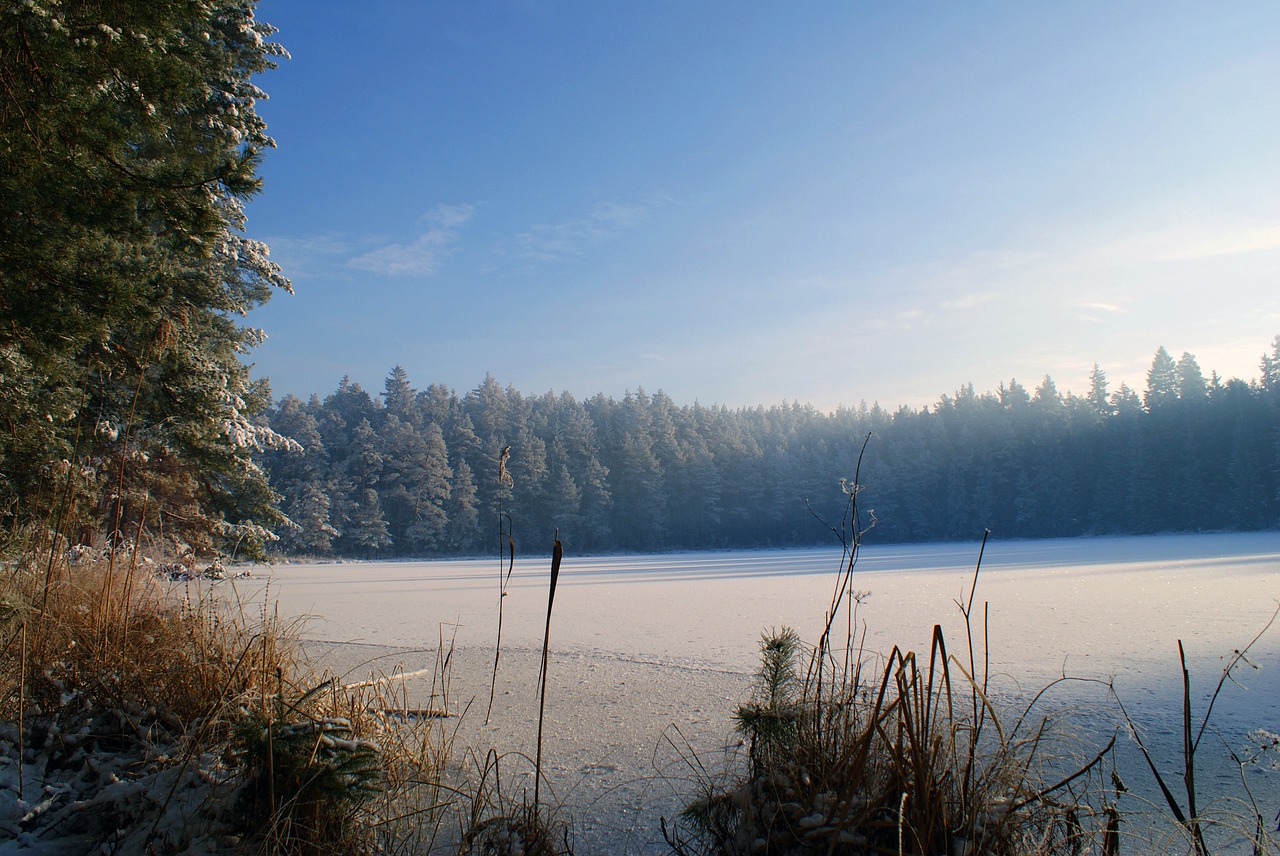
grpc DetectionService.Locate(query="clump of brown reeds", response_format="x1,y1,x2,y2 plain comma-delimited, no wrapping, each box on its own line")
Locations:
0,532,451,855
665,620,1115,855
664,443,1118,855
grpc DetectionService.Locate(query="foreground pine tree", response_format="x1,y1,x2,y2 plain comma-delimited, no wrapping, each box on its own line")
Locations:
0,0,292,556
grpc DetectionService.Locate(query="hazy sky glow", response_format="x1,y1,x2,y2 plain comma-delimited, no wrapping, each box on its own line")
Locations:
246,2,1280,410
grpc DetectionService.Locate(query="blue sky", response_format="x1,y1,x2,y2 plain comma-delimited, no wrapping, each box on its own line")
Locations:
245,1,1280,410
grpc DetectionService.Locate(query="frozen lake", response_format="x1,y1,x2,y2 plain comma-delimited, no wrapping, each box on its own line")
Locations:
242,531,1280,853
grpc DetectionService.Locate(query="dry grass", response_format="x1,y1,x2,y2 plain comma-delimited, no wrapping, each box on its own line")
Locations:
662,481,1277,856
663,478,1120,856
456,747,574,856
2,540,281,727
0,529,451,855
664,624,1117,856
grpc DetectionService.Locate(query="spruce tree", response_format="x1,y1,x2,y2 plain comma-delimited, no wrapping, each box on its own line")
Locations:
546,465,582,542
1032,375,1062,411
446,457,481,552
1145,346,1179,410
1262,336,1280,392
576,457,613,549
1110,383,1142,416
1087,364,1110,417
347,488,392,557
383,365,416,424
1175,352,1207,402
404,423,452,552
378,415,430,552
998,379,1031,411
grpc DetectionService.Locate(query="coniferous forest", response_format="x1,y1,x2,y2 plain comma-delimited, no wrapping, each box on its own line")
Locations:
260,339,1280,558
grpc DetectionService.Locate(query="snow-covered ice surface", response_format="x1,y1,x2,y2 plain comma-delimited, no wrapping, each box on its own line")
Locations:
246,532,1280,853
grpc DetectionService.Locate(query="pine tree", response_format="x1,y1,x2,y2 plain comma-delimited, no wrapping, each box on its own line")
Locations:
1261,336,1280,394
383,365,416,424
575,457,613,549
1266,336,1280,516
467,374,510,444
418,382,455,427
1087,364,1110,417
1145,346,1179,410
267,395,335,554
1175,352,1207,403
345,418,385,492
612,432,666,549
0,0,291,555
346,488,391,557
1110,383,1142,416
446,457,481,552
280,482,338,555
667,445,723,547
446,412,483,471
510,428,549,534
546,465,582,542
1227,414,1268,529
326,378,379,443
377,415,429,552
1032,375,1062,411
403,423,452,552
998,379,1031,411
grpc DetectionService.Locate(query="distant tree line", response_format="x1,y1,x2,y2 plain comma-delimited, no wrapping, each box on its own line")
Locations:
259,337,1280,557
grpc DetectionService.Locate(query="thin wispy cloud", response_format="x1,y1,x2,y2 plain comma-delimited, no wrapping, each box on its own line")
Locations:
1157,223,1280,262
941,292,997,310
516,200,652,263
1076,301,1124,313
1074,217,1280,269
260,233,355,280
349,203,476,276
1074,310,1118,325
869,306,928,331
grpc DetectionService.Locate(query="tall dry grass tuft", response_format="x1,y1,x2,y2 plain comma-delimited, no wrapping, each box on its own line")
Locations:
0,537,451,854
1,536,284,732
664,446,1118,855
666,621,1115,855
458,747,573,856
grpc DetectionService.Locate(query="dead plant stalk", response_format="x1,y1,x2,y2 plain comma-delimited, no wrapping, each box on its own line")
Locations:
534,530,563,811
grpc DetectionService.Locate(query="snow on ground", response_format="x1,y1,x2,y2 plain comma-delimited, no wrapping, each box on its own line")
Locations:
238,532,1280,853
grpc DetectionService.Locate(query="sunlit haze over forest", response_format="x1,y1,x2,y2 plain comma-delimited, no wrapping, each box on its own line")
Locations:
247,2,1280,410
